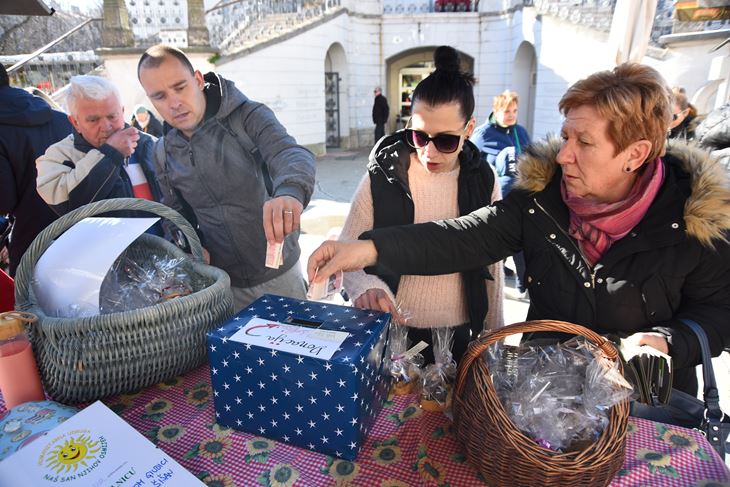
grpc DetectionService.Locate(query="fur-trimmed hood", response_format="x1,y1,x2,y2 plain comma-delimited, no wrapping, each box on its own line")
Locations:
515,137,730,247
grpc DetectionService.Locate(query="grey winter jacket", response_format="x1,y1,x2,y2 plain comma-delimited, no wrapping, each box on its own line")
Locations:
154,73,315,288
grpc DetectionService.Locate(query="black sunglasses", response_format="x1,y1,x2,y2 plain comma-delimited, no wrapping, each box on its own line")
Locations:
404,128,464,154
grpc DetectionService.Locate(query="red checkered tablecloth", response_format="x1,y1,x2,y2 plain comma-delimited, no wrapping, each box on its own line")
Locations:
2,365,729,486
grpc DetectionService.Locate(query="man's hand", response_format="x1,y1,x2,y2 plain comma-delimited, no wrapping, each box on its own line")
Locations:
263,196,303,244
307,240,378,284
353,288,399,317
106,127,140,157
624,331,670,355
201,247,210,265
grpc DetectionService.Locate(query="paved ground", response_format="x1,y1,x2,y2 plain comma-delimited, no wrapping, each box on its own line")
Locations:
300,148,730,426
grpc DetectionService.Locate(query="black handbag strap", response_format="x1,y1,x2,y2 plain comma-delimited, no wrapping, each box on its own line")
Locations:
680,319,718,396
679,318,727,456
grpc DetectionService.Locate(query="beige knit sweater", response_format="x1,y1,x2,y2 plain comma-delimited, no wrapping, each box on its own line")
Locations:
340,155,505,331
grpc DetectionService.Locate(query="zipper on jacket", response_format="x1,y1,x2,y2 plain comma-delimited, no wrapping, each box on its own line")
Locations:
533,198,597,287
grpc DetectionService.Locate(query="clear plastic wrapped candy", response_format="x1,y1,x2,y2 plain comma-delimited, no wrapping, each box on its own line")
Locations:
387,320,426,396
482,337,633,452
420,327,457,413
99,251,194,314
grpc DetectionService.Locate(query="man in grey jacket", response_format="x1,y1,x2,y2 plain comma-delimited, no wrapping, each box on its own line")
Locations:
137,44,315,311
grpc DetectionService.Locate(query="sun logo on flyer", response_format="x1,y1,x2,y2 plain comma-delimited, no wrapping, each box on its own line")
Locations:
39,430,108,481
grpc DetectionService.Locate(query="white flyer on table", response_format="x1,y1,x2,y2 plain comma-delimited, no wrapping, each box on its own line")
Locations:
0,401,202,485
32,217,159,317
229,316,350,361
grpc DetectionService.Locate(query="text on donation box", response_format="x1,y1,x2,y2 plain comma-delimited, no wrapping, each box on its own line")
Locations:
228,317,349,361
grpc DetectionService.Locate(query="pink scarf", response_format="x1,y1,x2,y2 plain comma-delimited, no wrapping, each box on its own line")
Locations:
561,158,665,267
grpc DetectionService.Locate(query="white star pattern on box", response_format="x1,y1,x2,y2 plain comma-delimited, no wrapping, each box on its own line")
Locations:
208,294,392,460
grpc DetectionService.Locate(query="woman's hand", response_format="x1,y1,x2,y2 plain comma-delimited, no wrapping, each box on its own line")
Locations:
307,239,378,284
624,331,669,355
353,288,399,317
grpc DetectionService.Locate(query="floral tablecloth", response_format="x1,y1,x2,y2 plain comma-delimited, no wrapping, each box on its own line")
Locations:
2,364,729,486
108,365,730,486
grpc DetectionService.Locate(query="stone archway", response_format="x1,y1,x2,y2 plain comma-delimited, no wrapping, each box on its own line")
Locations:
324,42,349,148
512,41,537,136
385,47,475,133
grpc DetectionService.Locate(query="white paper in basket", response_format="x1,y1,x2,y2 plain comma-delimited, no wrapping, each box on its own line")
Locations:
32,217,159,318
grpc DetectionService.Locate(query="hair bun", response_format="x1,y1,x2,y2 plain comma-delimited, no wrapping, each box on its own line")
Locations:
434,46,460,73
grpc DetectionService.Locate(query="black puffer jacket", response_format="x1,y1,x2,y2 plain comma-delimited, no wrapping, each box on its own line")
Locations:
363,138,730,375
365,133,497,337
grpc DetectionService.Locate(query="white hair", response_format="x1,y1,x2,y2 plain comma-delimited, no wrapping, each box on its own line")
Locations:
66,75,121,116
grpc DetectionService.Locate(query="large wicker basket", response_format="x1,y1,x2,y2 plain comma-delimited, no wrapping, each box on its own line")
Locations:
14,198,234,404
453,320,629,487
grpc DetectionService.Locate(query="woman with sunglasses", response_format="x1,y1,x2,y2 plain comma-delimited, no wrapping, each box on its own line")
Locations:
312,63,730,396
338,45,504,364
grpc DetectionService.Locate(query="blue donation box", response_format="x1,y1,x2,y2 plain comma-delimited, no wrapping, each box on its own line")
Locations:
207,295,392,460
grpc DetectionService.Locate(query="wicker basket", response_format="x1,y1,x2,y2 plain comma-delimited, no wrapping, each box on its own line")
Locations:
453,320,629,487
14,198,234,404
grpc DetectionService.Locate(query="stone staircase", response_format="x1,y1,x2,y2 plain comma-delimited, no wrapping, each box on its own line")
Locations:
208,0,344,56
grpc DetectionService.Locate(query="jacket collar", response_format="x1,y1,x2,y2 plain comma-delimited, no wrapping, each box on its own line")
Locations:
487,112,514,134
516,137,730,248
72,127,95,153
